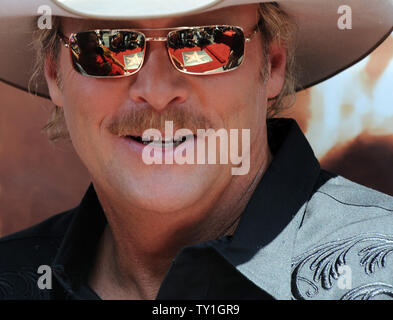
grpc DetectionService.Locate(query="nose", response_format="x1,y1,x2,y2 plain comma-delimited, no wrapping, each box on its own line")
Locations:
128,42,189,112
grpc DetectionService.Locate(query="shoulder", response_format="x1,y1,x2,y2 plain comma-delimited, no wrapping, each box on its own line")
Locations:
0,209,75,262
0,209,75,299
302,170,393,235
313,170,393,211
292,170,393,300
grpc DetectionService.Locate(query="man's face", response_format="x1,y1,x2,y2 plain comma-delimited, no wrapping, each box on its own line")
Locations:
46,4,285,214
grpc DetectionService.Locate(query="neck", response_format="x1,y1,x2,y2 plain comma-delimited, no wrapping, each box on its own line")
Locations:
88,141,273,300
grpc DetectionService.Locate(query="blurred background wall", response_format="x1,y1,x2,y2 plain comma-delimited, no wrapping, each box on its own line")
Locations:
0,33,392,237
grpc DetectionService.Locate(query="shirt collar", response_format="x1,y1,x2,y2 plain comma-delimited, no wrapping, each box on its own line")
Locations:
51,117,321,299
51,184,107,298
211,118,321,299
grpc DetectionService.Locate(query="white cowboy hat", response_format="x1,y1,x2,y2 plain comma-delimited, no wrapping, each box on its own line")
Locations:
0,0,392,98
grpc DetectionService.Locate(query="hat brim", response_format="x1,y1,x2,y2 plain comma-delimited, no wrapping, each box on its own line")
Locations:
0,0,392,99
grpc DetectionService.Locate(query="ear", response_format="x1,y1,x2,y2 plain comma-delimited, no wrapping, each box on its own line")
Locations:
265,42,287,99
44,55,64,107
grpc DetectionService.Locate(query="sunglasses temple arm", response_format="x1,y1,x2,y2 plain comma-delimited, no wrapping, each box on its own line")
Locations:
57,31,70,47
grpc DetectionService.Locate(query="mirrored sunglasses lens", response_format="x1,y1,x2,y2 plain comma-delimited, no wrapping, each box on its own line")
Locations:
167,26,245,74
69,31,145,77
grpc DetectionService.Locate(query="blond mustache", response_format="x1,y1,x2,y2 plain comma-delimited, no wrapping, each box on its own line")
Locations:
107,104,213,137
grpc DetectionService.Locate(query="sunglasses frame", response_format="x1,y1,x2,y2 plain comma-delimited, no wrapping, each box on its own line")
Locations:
58,23,261,78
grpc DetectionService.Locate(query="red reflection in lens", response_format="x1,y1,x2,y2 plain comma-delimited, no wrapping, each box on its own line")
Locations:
71,32,144,77
168,27,244,74
169,43,231,74
109,47,144,74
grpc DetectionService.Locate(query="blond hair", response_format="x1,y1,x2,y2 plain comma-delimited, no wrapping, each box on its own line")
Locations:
30,2,298,142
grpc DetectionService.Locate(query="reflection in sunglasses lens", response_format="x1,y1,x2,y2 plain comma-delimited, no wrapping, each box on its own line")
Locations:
70,26,245,77
168,26,245,74
71,31,145,77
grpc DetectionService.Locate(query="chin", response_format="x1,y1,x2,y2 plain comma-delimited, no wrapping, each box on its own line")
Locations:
116,163,222,213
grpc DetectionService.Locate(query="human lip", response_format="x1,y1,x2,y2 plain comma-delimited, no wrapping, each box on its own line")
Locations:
119,134,196,156
126,135,193,147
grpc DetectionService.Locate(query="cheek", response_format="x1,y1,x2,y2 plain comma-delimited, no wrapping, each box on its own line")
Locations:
198,69,265,130
60,63,124,137
60,79,117,175
61,79,99,145
59,62,126,163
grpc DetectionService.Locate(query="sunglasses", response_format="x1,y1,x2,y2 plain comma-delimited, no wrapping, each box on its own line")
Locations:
58,24,261,78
